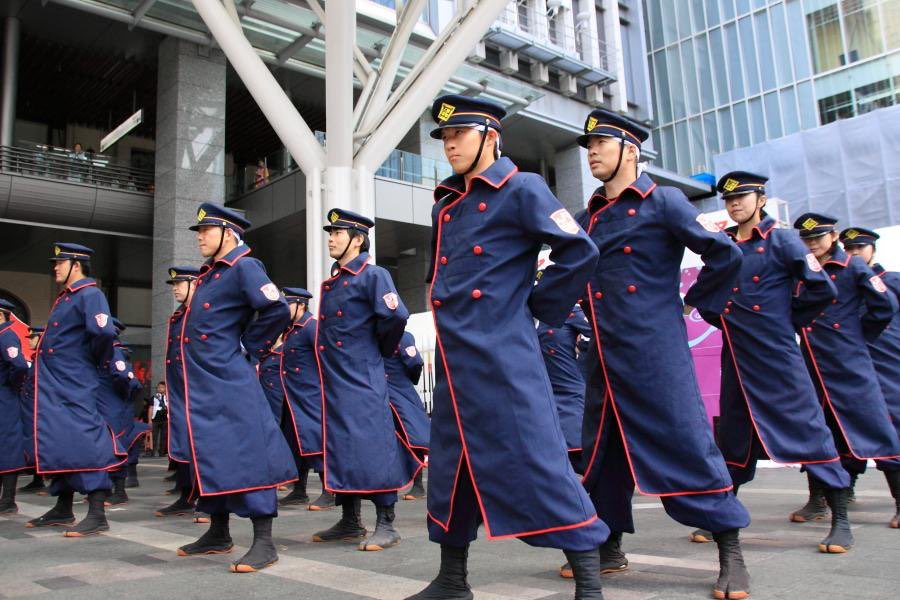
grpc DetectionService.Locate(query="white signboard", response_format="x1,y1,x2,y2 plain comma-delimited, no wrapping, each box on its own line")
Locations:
100,109,143,153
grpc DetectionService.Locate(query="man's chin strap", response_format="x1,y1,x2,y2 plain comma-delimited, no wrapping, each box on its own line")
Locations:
736,195,766,227
601,132,627,183
213,226,226,260
462,119,492,176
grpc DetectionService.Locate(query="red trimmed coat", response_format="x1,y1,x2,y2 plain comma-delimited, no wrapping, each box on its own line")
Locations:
1,321,29,473
280,312,324,457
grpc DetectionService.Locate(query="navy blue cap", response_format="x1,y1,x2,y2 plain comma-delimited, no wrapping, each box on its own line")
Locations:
189,202,251,235
0,299,15,312
429,94,506,139
840,227,879,247
793,213,837,238
577,108,649,148
166,265,201,284
283,287,313,303
717,171,768,198
323,208,374,233
28,325,45,337
50,242,94,262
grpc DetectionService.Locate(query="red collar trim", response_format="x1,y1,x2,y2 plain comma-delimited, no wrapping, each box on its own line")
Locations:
823,255,851,268
468,165,518,191
66,280,97,293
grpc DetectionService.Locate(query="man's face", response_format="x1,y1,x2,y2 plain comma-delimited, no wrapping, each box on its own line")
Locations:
172,280,191,303
28,335,40,350
74,143,82,153
196,225,225,258
52,259,74,284
441,127,493,175
586,135,633,181
802,231,838,259
845,244,875,264
724,192,764,223
156,384,166,394
328,229,357,259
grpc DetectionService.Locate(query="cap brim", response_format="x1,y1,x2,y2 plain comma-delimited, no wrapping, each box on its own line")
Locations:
801,230,832,239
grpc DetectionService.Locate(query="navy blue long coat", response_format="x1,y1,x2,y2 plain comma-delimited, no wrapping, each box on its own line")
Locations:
94,344,145,453
19,359,36,467
578,174,742,495
798,248,900,460
165,308,190,463
316,252,420,494
179,245,296,496
869,264,900,436
384,331,430,451
34,279,126,474
704,216,840,467
258,347,284,423
427,157,602,540
537,305,591,452
1,322,29,473
281,312,323,457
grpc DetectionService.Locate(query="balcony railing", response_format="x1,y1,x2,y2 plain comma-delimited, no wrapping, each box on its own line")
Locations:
0,144,154,192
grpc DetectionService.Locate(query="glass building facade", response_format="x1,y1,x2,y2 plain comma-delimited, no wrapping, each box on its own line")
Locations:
644,0,900,176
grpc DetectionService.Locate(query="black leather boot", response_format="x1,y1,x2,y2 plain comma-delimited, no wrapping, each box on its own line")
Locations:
231,516,278,573
819,487,853,553
848,472,858,504
125,463,140,488
105,477,129,506
886,469,900,529
26,490,75,528
19,473,46,493
403,471,426,500
359,503,401,551
0,473,18,514
312,496,365,542
64,491,109,537
564,548,605,599
404,544,473,600
712,529,750,599
177,513,233,556
789,472,828,522
308,473,335,511
598,531,628,573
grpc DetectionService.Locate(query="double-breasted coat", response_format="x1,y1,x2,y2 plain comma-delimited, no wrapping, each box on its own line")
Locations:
577,174,743,495
179,245,296,495
258,347,285,423
165,308,190,463
384,331,430,451
280,312,324,457
868,264,900,437
426,157,603,540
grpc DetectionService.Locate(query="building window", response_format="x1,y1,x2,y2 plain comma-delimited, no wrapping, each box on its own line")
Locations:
841,0,884,62
807,3,844,73
818,90,854,123
855,78,894,115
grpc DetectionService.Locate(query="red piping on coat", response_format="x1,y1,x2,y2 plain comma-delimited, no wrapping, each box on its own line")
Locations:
164,312,188,464
278,322,323,458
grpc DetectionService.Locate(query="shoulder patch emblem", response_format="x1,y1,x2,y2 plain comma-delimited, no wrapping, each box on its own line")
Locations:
805,253,822,272
404,345,417,358
383,292,399,311
549,208,580,235
6,346,18,359
94,313,109,328
260,283,280,301
115,360,126,371
696,213,721,233
871,275,887,293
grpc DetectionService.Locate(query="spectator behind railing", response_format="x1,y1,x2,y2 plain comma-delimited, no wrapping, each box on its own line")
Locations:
254,158,269,188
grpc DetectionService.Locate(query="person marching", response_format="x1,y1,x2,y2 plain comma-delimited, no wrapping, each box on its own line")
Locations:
258,334,286,425
29,243,126,536
791,214,900,551
313,209,420,552
17,326,46,496
0,300,30,514
278,287,334,511
408,95,607,600
685,172,850,550
154,266,208,522
536,301,591,472
175,203,296,573
384,330,430,500
839,227,900,528
574,109,751,600
113,328,149,490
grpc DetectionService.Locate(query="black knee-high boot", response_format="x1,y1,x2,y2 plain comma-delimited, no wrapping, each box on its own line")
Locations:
404,544,473,600
231,516,278,573
64,491,109,537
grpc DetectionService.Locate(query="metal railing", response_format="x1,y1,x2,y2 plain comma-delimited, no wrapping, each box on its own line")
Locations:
0,144,154,192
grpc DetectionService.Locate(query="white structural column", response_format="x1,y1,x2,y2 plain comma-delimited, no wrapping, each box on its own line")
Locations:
601,0,627,112
0,17,20,148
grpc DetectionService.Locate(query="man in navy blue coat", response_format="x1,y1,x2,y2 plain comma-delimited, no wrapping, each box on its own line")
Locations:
407,95,607,600
154,266,205,520
384,330,430,500
793,214,899,552
29,243,125,536
574,109,751,600
687,172,849,550
175,203,295,573
0,300,29,514
278,287,333,511
16,325,45,496
313,209,420,553
840,227,900,529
